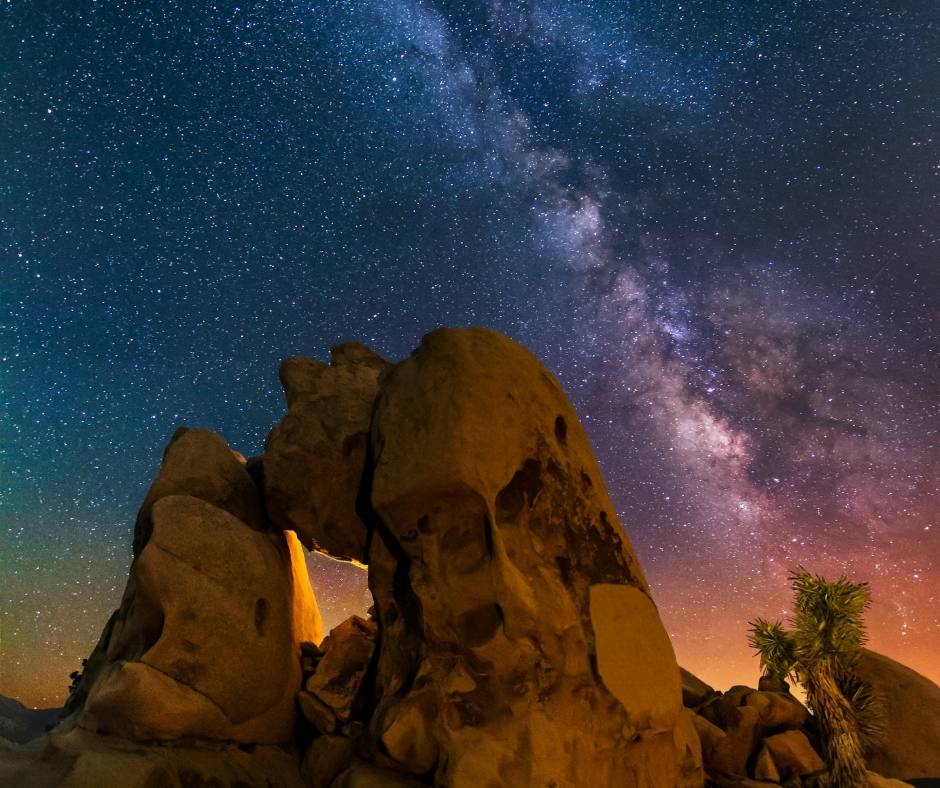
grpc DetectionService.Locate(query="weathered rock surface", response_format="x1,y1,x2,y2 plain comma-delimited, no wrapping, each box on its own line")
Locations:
301,734,358,788
681,667,716,707
300,615,377,735
332,762,425,787
761,730,825,779
78,494,321,744
751,745,780,783
132,427,266,556
0,727,306,788
362,328,696,787
264,343,389,562
742,691,809,730
855,649,940,781
865,770,915,787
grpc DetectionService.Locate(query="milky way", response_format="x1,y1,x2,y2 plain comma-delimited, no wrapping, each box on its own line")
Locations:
2,1,937,706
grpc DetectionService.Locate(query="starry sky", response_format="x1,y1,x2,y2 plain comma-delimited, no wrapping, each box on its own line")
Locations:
2,1,938,708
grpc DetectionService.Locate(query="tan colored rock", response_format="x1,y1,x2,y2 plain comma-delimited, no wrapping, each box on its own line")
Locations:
299,690,339,735
707,777,780,788
3,727,305,788
763,730,825,778
691,711,726,768
332,763,424,788
264,343,389,562
364,328,693,787
79,495,321,744
681,667,715,707
674,708,706,785
132,427,265,556
743,691,809,729
866,770,914,787
707,704,763,777
855,648,940,781
301,735,357,788
305,616,376,725
757,674,790,693
751,745,781,782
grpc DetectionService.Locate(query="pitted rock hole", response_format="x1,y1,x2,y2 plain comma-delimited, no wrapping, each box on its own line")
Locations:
254,598,270,634
456,604,504,647
495,459,543,521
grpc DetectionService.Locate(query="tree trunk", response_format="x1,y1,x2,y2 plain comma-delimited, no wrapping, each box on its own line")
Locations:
804,660,868,787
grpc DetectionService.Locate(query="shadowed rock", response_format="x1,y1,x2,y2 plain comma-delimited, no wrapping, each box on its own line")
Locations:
855,649,940,781
264,343,390,562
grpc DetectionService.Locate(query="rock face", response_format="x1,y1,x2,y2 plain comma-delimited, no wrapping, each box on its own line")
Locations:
132,426,266,556
855,649,940,781
300,615,377,735
264,343,390,563
68,428,322,745
361,328,699,787
80,495,321,743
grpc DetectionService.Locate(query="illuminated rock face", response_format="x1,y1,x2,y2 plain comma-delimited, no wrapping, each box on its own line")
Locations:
80,495,321,743
132,426,267,556
54,330,702,786
361,328,701,788
70,428,322,745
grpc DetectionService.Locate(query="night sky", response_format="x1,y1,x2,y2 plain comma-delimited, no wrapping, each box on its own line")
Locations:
2,1,938,708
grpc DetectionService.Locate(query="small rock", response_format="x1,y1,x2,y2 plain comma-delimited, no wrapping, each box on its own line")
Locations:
709,705,763,777
866,770,915,787
691,710,726,767
331,763,424,788
763,729,825,778
758,674,790,693
301,735,357,788
744,691,809,729
751,744,781,783
378,699,437,774
726,685,757,706
305,616,377,724
298,691,338,735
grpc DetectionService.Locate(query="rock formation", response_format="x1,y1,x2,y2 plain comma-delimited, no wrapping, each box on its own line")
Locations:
358,328,699,787
7,328,938,787
68,430,322,745
264,343,389,563
854,649,940,781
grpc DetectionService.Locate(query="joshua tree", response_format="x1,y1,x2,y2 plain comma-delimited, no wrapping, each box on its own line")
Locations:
748,568,883,787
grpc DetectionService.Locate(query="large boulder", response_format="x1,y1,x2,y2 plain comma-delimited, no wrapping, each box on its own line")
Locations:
132,426,266,556
761,730,825,779
77,494,322,743
855,649,940,781
680,668,716,708
264,343,390,562
361,328,697,787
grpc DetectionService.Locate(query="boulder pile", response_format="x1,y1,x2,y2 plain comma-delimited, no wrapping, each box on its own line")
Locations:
14,328,702,787
679,669,926,787
5,328,937,788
